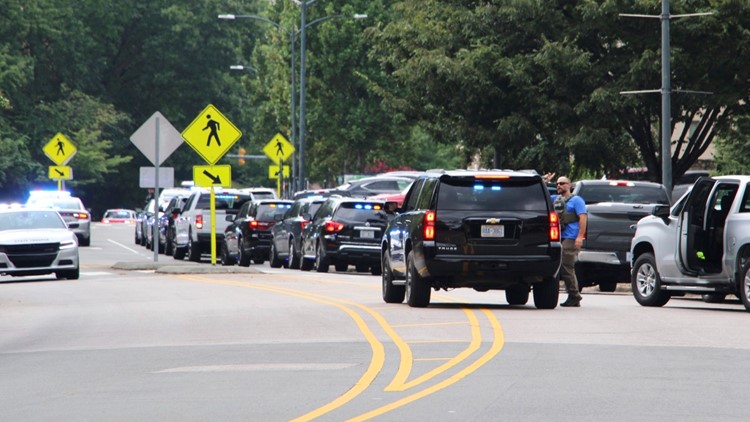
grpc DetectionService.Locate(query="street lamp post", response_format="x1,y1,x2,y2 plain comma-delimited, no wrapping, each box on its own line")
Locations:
219,14,298,193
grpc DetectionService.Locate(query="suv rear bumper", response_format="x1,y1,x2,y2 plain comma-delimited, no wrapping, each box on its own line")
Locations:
420,247,562,286
330,243,381,264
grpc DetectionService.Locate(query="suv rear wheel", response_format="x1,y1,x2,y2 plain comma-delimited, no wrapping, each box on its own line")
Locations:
314,242,329,273
188,235,201,262
505,285,530,305
406,251,430,307
533,277,559,309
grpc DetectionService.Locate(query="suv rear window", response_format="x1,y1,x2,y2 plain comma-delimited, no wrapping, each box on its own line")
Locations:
335,202,389,223
256,203,292,221
437,178,547,211
197,194,251,210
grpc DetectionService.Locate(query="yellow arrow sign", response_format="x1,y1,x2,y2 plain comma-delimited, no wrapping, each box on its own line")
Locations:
268,165,291,179
193,165,232,188
43,133,77,166
263,133,295,164
48,165,73,180
182,104,242,165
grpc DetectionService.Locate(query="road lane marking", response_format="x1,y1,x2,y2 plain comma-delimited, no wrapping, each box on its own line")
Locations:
107,238,143,255
154,363,357,373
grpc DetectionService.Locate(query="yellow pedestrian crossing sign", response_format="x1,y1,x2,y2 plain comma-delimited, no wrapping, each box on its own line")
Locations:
182,104,242,165
263,133,295,164
48,166,73,180
193,165,232,188
43,133,77,166
269,165,290,179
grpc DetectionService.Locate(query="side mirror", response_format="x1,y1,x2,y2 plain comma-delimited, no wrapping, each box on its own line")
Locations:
652,205,670,218
274,214,284,222
225,214,235,222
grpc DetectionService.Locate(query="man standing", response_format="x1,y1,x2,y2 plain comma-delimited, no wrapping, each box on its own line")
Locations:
552,176,588,307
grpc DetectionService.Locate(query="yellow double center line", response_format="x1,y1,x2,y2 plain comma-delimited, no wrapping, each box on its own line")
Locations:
177,274,505,421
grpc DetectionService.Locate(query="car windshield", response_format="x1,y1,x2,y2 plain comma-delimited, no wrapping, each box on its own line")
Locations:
437,178,548,211
197,194,251,210
0,210,66,230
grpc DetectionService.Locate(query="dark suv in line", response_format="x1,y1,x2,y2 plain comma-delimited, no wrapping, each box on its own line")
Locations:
380,170,562,308
300,197,394,274
269,196,327,269
222,199,293,266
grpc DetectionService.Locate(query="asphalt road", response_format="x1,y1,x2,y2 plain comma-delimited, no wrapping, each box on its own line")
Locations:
1,222,749,421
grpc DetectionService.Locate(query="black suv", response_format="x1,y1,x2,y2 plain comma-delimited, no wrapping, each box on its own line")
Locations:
300,197,394,274
269,197,327,269
380,170,562,308
222,200,293,266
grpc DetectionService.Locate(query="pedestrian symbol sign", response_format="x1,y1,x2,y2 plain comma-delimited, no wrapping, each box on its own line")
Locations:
182,104,242,165
43,133,77,166
263,133,295,165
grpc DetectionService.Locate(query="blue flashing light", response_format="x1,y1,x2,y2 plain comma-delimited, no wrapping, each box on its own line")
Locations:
355,204,363,209
473,184,484,191
491,185,502,191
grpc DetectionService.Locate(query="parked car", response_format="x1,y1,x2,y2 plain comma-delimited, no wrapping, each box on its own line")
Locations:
157,194,188,255
26,191,91,247
237,187,278,201
269,197,327,269
630,175,750,311
101,209,136,224
300,197,394,274
222,200,293,266
326,176,413,199
0,208,80,279
143,199,161,250
380,169,562,308
173,189,252,261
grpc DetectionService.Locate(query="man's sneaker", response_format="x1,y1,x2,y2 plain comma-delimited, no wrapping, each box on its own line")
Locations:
560,294,582,307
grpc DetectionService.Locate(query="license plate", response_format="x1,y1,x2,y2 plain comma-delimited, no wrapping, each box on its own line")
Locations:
360,230,375,239
481,225,504,238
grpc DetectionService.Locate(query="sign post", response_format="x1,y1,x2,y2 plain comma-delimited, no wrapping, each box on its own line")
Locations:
130,111,183,262
182,104,241,265
263,133,295,197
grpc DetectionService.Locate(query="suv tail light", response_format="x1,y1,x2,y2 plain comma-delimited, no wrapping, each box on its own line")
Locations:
300,220,310,230
195,215,203,229
249,220,272,230
549,212,560,242
423,210,436,240
325,221,345,233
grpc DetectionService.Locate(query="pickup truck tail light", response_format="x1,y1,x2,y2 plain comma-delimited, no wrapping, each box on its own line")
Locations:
549,212,560,242
195,215,203,229
423,210,436,240
325,221,345,233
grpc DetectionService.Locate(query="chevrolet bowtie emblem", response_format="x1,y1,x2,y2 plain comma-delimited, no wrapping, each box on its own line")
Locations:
486,218,501,224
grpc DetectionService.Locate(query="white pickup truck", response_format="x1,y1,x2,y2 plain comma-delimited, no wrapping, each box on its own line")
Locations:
173,188,252,261
629,175,750,312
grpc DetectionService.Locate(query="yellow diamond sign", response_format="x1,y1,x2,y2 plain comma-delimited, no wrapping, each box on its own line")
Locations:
43,133,77,166
182,104,242,165
263,133,295,164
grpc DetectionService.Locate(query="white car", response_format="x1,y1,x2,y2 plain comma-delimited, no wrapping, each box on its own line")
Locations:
0,208,80,279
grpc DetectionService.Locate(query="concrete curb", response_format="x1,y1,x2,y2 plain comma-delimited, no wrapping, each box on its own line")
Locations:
112,261,263,274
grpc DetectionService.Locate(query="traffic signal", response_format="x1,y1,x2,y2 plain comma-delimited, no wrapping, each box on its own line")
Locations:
238,147,246,166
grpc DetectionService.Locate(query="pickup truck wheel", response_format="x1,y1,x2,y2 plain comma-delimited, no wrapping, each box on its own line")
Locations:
335,262,349,272
506,285,530,305
173,246,186,260
598,281,617,292
288,241,301,269
382,250,405,303
355,263,369,273
370,265,382,276
533,277,559,309
269,243,283,268
632,253,670,307
701,293,726,303
406,251,430,307
314,242,329,273
187,236,201,262
300,257,313,271
739,261,750,312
